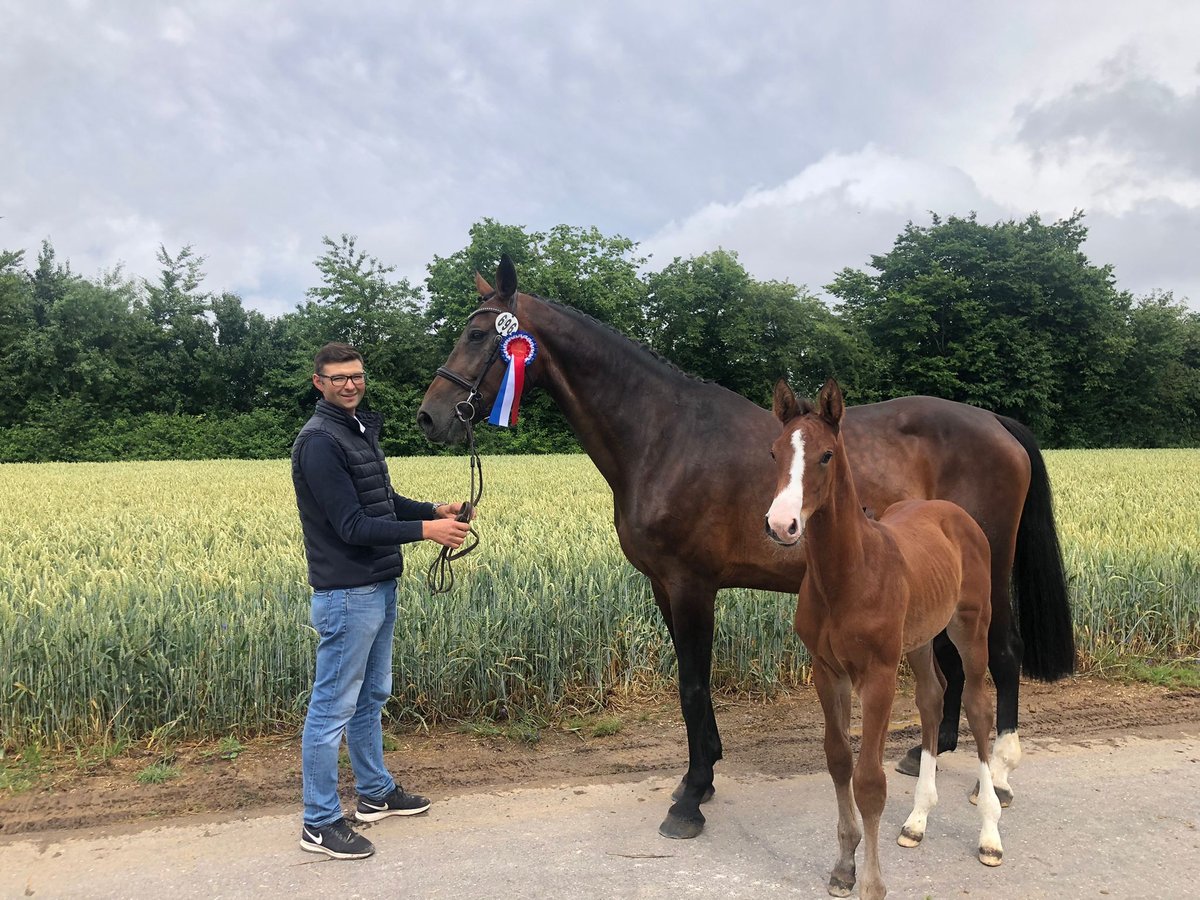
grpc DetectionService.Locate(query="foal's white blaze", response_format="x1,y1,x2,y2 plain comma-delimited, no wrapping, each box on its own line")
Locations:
899,749,938,847
767,430,806,542
976,760,1004,866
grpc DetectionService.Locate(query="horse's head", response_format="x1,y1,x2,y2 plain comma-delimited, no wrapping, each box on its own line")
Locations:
765,378,845,546
418,255,525,444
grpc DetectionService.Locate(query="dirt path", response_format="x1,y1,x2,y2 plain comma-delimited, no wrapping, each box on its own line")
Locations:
4,675,1199,839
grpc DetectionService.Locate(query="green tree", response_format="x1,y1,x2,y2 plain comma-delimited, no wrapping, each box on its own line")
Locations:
1106,292,1200,446
828,212,1131,445
137,245,218,415
0,249,33,423
644,249,865,407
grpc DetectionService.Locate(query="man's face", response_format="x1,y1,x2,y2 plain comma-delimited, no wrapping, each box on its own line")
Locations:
313,359,367,414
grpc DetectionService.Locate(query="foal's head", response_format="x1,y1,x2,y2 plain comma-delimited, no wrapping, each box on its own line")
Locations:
765,378,846,546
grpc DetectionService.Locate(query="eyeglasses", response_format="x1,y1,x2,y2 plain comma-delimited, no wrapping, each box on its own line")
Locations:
317,372,366,387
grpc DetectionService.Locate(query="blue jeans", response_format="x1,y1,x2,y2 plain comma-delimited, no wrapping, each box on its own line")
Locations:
302,579,398,827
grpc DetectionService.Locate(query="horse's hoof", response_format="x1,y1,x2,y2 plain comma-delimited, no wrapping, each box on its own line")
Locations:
895,745,922,776
827,875,855,897
978,845,1004,867
657,816,700,844
897,826,923,848
670,777,716,804
969,780,1013,808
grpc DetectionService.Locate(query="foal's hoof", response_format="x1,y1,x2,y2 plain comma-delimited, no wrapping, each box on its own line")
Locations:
978,845,1004,867
658,804,705,840
897,826,924,848
670,777,716,804
970,780,1013,808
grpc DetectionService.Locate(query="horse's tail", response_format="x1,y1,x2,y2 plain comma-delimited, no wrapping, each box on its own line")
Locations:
996,414,1077,681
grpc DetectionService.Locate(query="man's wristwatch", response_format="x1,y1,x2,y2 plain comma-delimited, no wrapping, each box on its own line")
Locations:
430,501,448,513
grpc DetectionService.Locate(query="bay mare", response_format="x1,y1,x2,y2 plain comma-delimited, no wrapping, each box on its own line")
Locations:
417,257,1074,840
767,379,1001,900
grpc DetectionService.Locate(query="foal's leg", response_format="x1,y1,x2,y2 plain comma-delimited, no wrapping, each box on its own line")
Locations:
813,659,860,898
854,666,899,900
899,644,943,848
897,630,961,776
951,616,1003,866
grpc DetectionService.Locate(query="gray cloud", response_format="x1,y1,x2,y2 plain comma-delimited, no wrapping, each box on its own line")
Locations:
1017,62,1200,179
2,1,1198,316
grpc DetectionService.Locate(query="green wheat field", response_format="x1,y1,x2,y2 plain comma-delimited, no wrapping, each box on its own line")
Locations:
1,450,1197,749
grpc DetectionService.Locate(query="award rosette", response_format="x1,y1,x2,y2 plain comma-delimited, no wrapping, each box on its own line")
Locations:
487,331,538,427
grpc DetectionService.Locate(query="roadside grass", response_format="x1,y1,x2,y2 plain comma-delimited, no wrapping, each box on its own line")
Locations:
135,759,180,785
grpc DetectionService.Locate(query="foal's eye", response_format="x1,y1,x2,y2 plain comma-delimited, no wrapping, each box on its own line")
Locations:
820,450,834,465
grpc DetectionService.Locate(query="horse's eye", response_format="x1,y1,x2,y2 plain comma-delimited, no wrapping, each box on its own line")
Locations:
820,450,834,465
468,329,487,341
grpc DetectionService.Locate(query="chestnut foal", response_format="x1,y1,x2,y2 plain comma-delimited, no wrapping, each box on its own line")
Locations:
766,379,1002,900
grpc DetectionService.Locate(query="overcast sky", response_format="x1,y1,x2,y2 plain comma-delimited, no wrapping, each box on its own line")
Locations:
4,1,1198,317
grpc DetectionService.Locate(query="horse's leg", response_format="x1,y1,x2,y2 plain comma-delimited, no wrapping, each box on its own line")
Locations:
854,665,898,900
897,630,961,776
657,578,721,839
898,644,942,848
950,615,1004,866
812,658,860,898
652,582,720,808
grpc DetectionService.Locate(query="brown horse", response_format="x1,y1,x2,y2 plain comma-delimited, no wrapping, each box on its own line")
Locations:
417,256,1073,840
767,378,1002,900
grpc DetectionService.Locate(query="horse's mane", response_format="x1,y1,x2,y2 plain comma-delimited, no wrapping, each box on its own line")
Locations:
529,293,715,386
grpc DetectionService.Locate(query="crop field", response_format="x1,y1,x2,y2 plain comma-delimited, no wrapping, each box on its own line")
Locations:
1,450,1197,749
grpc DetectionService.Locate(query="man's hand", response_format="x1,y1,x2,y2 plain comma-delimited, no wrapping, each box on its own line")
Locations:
435,502,476,521
423,517,472,548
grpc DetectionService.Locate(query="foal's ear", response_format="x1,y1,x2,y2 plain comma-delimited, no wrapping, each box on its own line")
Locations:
474,271,495,297
496,253,518,307
773,379,802,424
817,378,845,428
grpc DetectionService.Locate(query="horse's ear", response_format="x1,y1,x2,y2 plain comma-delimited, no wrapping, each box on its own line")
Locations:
496,253,518,307
474,271,494,296
818,378,845,428
773,379,801,424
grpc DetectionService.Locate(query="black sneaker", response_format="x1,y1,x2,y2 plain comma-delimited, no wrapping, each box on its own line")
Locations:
355,785,432,822
300,818,375,859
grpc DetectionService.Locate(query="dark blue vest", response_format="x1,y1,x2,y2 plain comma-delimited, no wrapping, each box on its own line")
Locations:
291,400,404,589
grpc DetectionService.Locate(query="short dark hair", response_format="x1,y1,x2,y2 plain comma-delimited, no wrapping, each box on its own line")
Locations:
314,342,363,374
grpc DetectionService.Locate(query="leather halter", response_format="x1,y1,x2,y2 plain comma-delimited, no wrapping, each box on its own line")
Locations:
433,301,510,422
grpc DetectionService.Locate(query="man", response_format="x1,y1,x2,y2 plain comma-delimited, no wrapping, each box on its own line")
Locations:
292,341,472,860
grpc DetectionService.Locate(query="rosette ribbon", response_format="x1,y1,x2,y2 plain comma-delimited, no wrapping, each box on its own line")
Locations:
487,331,538,427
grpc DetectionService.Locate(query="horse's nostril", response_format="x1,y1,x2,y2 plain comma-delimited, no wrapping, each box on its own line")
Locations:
787,520,798,536
417,410,432,431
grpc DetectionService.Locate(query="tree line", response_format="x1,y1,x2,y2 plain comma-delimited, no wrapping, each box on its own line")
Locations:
0,212,1196,463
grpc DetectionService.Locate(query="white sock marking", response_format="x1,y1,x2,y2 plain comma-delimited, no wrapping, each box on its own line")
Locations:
977,759,1003,859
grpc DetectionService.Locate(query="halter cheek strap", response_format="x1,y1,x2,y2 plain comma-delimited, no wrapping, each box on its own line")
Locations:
432,303,513,421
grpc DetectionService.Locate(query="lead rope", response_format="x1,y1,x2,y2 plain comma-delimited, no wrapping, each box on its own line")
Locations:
426,404,484,595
